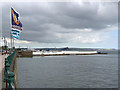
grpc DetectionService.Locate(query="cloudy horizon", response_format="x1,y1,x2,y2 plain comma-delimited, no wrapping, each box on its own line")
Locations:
0,1,118,49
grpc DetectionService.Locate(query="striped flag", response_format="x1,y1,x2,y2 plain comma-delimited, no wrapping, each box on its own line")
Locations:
11,8,23,40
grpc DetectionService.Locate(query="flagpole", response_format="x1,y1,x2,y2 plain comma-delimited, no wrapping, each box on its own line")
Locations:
10,32,12,51
13,37,14,49
10,7,12,52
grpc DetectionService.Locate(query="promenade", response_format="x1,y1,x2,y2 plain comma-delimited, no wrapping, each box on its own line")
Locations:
0,54,8,89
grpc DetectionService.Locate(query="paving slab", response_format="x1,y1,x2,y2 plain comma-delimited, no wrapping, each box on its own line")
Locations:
0,54,8,89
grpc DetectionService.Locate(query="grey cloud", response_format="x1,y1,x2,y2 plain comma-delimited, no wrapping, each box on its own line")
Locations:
2,2,118,43
51,2,117,29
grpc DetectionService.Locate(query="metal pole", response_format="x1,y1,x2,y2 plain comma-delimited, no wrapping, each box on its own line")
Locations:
10,7,12,52
13,38,14,49
6,79,8,89
10,32,12,52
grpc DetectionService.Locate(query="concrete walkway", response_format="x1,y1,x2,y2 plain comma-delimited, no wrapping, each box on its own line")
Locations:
0,54,8,89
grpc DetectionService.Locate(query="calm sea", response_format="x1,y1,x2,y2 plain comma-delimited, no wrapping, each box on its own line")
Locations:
17,50,118,88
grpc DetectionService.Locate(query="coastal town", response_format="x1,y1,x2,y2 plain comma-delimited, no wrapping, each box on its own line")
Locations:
0,44,110,57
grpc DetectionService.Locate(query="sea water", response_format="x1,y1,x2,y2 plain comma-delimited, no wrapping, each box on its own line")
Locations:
17,50,118,88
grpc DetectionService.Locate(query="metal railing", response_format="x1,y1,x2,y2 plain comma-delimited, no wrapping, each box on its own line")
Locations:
4,51,16,90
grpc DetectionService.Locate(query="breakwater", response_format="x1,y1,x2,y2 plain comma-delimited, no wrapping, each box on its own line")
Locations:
33,51,99,56
2,51,17,89
16,50,107,57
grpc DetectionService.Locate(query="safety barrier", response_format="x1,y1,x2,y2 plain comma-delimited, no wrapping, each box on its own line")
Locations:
4,51,16,90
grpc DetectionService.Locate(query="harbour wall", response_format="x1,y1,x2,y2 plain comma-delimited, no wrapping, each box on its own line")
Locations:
33,51,99,56
16,50,107,57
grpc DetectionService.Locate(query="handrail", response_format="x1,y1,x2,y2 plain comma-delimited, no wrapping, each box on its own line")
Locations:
4,51,16,90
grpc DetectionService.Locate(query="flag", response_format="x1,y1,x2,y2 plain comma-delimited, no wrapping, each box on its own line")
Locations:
11,29,21,39
11,8,23,39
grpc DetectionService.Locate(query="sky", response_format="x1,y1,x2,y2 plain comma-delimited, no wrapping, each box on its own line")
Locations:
0,0,118,49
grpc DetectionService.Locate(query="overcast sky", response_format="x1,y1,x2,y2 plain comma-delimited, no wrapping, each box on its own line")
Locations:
0,1,118,48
